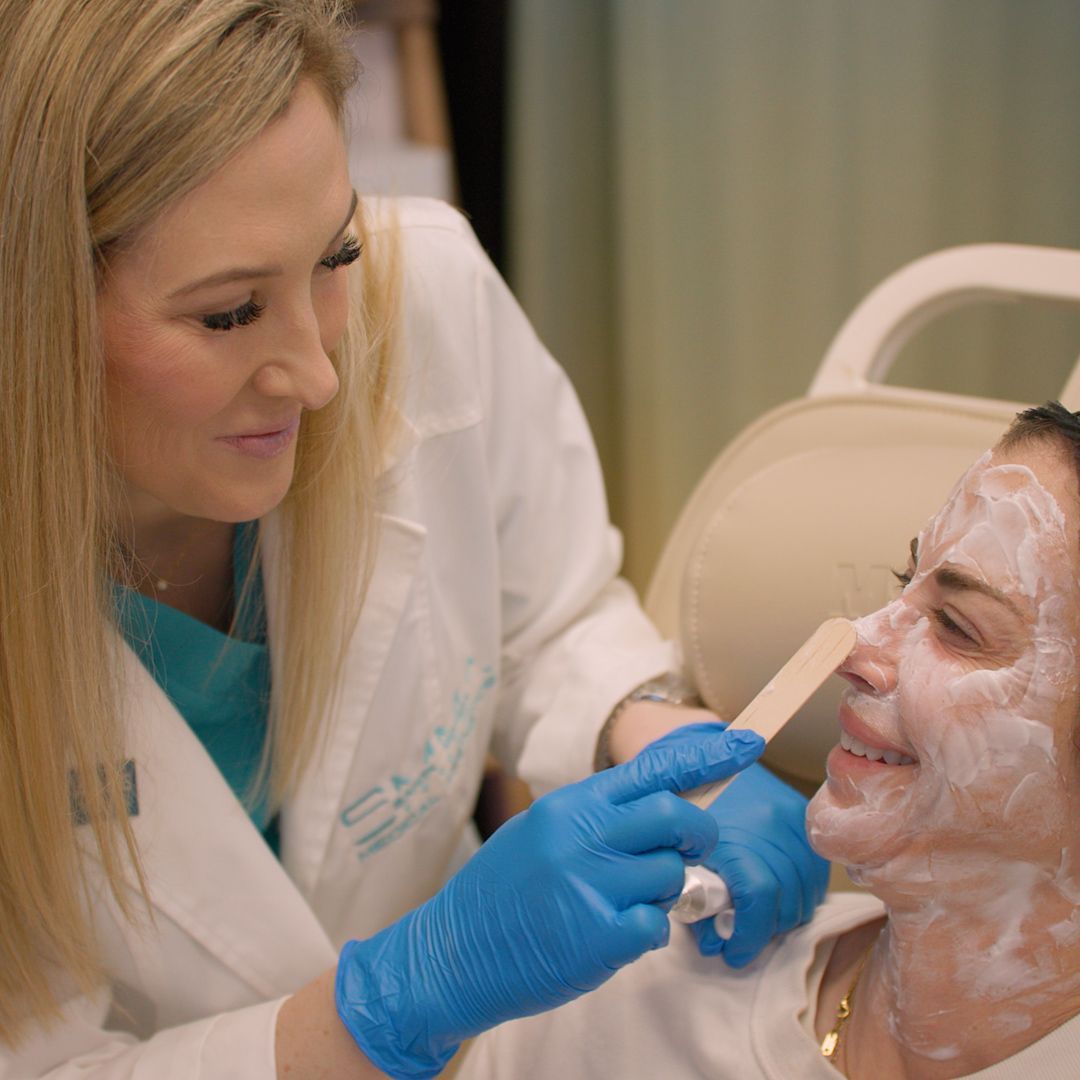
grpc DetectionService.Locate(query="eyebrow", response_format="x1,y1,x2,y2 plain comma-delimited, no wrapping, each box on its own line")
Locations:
167,189,359,300
933,566,1025,619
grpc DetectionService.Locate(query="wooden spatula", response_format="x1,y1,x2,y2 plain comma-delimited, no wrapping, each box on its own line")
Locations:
670,617,856,928
681,617,857,809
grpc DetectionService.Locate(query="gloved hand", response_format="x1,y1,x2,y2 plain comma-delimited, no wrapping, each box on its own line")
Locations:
644,722,830,968
335,726,764,1078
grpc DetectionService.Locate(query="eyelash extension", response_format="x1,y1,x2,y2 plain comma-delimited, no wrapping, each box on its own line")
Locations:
197,234,360,331
201,298,265,332
892,536,920,588
320,234,362,271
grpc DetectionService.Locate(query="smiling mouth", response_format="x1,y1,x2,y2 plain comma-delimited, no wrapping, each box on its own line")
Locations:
839,729,916,766
217,416,300,459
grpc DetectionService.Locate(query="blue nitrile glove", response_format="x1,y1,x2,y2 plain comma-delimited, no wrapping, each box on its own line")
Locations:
645,722,830,968
335,726,765,1079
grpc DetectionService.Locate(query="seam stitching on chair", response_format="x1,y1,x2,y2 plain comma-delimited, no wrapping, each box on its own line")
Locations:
688,509,722,710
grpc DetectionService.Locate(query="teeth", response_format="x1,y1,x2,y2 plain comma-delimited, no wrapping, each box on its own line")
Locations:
840,729,914,766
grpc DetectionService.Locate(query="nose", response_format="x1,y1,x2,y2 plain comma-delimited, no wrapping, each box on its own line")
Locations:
836,602,907,696
251,313,341,411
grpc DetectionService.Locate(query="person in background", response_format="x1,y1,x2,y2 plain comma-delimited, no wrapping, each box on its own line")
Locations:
459,402,1080,1080
0,2,825,1076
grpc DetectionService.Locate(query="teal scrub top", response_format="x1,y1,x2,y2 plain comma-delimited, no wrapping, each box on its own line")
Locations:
113,524,277,849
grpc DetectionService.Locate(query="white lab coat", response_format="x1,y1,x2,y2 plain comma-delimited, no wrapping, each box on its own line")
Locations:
2,199,675,1078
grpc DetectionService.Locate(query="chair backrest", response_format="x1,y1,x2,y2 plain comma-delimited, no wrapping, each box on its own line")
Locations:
645,244,1080,785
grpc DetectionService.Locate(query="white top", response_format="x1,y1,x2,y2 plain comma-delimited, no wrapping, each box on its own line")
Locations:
460,891,1080,1079
1,198,675,1078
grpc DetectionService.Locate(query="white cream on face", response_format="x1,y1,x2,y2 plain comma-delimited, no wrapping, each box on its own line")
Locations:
807,450,1080,1058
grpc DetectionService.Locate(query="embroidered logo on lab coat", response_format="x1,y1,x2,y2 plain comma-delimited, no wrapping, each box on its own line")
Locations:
70,759,138,825
340,659,496,860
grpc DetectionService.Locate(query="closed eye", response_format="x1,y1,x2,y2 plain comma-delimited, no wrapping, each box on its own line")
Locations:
932,607,979,647
320,234,362,271
200,298,264,332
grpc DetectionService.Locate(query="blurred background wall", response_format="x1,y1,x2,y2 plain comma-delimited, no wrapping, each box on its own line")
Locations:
346,0,1080,830
507,0,1080,589
348,0,1080,594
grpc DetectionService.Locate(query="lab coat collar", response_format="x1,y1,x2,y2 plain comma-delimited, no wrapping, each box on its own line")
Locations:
376,404,421,480
261,507,429,900
110,640,337,998
95,496,430,998
260,364,479,898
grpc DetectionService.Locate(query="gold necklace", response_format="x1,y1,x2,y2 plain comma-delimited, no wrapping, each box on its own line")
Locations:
132,523,216,592
821,944,873,1061
150,530,204,591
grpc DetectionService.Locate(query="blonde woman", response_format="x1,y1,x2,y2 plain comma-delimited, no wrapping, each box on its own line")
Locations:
0,2,826,1076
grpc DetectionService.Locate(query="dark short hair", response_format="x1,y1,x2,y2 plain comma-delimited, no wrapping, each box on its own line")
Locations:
999,401,1080,495
1002,402,1080,752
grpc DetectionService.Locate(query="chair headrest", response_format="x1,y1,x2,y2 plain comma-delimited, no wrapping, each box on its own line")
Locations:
648,394,1016,782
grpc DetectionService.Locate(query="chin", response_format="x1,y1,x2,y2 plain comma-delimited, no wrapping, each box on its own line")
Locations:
805,788,844,862
212,488,291,523
805,783,898,869
202,457,297,522
179,475,294,524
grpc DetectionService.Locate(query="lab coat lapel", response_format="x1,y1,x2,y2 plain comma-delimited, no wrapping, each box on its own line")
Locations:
261,502,428,900
116,643,336,998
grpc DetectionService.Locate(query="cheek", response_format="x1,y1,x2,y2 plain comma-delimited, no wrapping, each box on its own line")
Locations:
902,631,1066,819
894,629,996,786
103,319,240,450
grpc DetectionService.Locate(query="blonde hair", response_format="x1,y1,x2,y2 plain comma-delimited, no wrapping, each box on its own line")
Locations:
0,0,399,1043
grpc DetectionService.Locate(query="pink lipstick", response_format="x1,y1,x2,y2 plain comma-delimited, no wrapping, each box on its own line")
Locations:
218,415,300,459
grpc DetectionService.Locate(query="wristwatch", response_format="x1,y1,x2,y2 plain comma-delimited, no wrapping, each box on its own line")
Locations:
593,672,704,771
619,672,703,711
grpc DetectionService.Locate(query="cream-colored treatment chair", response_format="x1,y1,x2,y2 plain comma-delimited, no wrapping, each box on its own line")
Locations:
645,243,1080,794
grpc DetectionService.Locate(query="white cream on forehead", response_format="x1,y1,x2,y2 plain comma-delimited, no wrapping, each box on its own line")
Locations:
808,450,1080,1060
920,451,1069,603
913,454,1071,786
